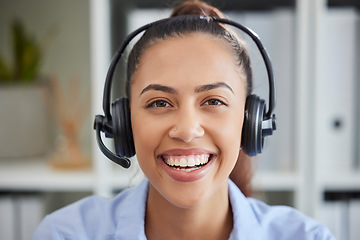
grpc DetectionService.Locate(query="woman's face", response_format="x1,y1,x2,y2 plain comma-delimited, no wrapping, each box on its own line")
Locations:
130,33,247,208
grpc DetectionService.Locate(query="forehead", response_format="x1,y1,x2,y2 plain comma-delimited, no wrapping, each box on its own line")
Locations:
140,33,234,65
131,33,245,94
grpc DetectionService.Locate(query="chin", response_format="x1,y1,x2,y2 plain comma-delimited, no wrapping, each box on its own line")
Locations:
155,175,228,209
163,186,211,209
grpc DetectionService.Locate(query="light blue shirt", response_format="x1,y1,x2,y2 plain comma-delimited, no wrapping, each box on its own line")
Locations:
32,179,335,239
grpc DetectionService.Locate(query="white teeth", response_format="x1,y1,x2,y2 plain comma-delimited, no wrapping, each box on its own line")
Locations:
169,157,174,166
195,157,201,165
164,154,211,168
174,158,180,166
200,155,206,164
174,166,200,172
188,157,195,167
180,158,187,167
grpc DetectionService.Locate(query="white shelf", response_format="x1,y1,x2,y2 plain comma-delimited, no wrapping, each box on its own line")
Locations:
320,172,360,190
0,158,95,192
253,171,300,191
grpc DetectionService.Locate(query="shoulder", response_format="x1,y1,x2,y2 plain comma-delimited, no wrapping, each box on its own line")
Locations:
228,180,335,240
247,197,335,240
31,180,149,240
31,195,117,239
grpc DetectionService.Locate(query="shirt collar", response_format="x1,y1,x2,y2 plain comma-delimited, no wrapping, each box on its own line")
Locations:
115,180,149,239
228,179,262,239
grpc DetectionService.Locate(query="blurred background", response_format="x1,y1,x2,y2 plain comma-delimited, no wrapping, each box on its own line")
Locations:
0,0,359,239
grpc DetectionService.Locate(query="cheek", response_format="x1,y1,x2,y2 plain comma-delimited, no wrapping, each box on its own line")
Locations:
219,108,244,161
132,124,157,183
212,107,244,147
131,116,156,163
130,110,169,176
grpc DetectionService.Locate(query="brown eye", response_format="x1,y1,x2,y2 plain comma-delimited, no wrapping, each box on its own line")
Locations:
147,100,172,108
204,99,224,106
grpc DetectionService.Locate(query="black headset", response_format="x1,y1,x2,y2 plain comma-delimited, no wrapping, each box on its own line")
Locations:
94,15,276,168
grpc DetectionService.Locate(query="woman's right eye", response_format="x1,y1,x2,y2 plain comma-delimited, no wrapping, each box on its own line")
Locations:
146,100,172,108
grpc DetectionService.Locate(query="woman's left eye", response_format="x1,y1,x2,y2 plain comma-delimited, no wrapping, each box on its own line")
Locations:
203,99,225,106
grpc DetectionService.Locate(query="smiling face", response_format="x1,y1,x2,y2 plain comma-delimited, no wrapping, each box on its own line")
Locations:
130,33,247,208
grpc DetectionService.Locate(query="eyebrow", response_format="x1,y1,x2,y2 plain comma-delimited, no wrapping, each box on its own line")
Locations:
139,81,234,96
140,84,178,96
195,82,234,94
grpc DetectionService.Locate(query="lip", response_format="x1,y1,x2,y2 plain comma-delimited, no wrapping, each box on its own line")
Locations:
157,148,217,182
159,148,214,156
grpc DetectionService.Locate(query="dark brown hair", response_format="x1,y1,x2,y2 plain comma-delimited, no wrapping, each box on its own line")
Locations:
127,0,253,196
170,0,224,18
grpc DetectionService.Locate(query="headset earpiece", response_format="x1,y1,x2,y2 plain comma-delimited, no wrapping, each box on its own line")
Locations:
111,97,136,158
241,94,266,156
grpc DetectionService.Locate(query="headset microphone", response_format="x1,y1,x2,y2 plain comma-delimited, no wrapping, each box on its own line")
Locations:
94,15,277,168
94,115,131,168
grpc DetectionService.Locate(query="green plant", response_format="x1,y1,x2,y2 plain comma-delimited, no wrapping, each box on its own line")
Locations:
0,19,42,84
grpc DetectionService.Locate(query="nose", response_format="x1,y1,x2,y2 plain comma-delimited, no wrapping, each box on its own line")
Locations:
169,107,205,143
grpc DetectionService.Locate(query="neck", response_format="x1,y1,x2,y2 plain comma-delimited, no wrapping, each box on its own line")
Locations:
145,182,233,240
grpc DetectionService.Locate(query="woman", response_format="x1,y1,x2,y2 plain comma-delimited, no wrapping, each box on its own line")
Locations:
32,1,334,239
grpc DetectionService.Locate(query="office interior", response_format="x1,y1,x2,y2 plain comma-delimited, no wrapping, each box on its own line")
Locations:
0,0,359,239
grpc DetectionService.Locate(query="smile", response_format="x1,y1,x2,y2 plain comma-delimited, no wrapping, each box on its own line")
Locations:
158,149,217,182
162,154,213,172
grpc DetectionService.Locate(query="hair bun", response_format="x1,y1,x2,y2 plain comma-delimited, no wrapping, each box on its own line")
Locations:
171,0,224,18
